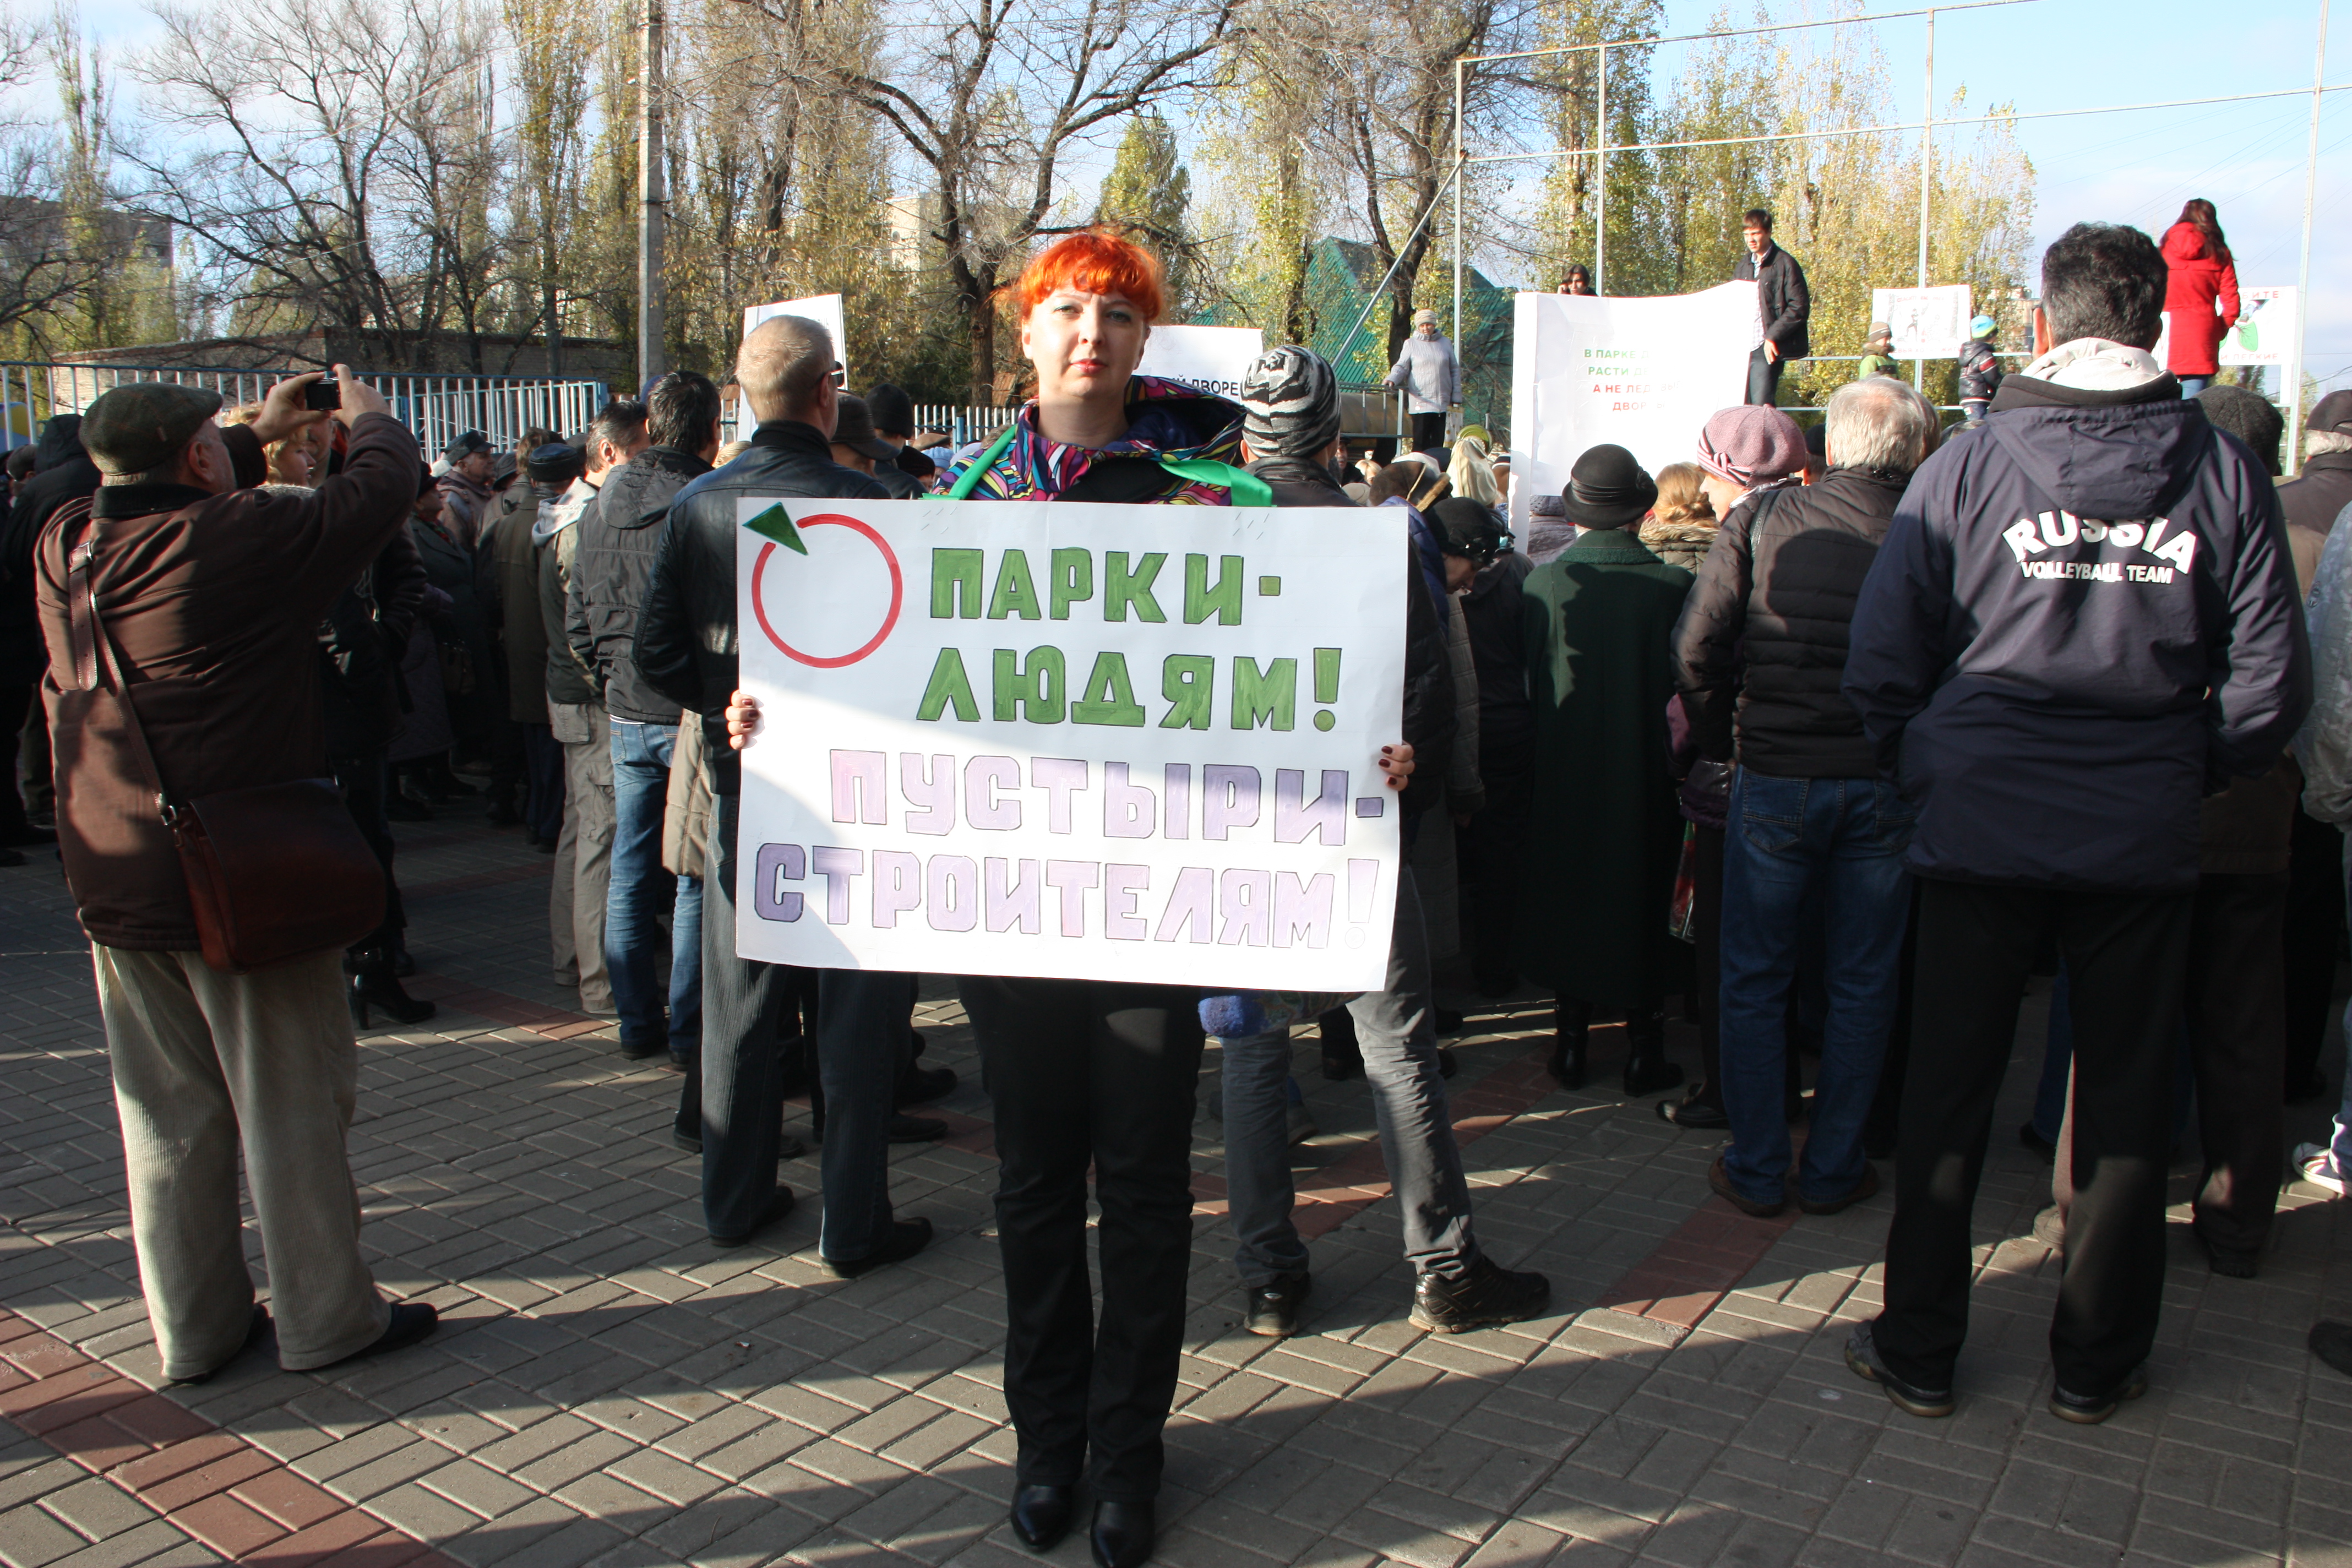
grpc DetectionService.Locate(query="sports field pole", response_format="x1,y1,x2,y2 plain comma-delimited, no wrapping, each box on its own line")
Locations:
1916,8,1934,393
2289,0,2328,477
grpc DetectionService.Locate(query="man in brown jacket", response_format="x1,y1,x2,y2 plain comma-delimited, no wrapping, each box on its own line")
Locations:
35,369,438,1382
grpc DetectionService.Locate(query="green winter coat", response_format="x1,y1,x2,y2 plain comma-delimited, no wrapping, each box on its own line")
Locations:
1513,526,1695,1008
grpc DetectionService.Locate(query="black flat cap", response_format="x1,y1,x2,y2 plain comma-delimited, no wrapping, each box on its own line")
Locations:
80,383,224,476
526,442,585,484
2308,390,2352,433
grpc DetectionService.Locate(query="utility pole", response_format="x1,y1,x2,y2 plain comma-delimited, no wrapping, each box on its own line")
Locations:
637,0,667,389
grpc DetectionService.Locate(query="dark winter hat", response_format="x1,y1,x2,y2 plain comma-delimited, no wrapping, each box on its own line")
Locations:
1528,492,1566,519
527,442,586,485
830,395,897,463
1239,346,1342,459
1430,497,1509,562
1803,422,1828,459
1695,405,1806,489
2197,384,2285,477
1558,443,1658,529
867,384,916,438
444,429,493,462
491,451,520,487
80,382,224,477
2306,389,2352,433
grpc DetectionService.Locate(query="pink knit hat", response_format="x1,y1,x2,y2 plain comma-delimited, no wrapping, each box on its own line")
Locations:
1695,406,1807,488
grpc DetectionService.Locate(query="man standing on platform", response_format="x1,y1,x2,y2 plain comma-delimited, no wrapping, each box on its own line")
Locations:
1735,209,1810,407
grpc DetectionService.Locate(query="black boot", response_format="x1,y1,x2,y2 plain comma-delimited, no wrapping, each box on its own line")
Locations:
347,948,436,1030
1548,998,1591,1088
1622,1008,1684,1097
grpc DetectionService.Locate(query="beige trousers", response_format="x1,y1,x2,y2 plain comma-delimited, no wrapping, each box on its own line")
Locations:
94,946,390,1377
551,698,615,1012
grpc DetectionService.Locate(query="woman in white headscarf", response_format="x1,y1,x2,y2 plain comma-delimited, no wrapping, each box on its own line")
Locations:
1447,431,1501,510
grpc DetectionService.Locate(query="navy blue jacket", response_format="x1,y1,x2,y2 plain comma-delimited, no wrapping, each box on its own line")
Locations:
1843,368,2310,893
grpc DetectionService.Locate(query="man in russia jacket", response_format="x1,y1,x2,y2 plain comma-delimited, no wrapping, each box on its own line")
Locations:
1839,221,2309,1427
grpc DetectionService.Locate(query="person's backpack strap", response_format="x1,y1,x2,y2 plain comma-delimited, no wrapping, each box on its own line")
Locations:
1157,457,1273,508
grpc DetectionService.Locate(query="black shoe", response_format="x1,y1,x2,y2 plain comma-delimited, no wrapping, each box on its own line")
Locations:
2048,1363,2148,1425
2018,1120,2057,1164
1244,1272,1310,1337
2286,1070,2331,1107
1010,1483,1074,1552
672,1127,701,1155
315,1303,438,1369
1090,1499,1155,1568
1321,1050,1363,1081
1435,1008,1464,1036
896,1064,957,1107
619,1035,665,1060
1798,1162,1879,1216
1844,1321,1954,1418
824,1217,933,1278
1657,1092,1729,1130
347,949,435,1029
1708,1154,1787,1218
890,1113,948,1144
1409,1253,1550,1334
1548,999,1589,1088
168,1305,271,1386
532,837,557,854
2195,1224,2260,1278
1436,1046,1458,1079
390,946,416,978
2311,1320,2352,1378
1623,1049,1684,1097
710,1188,797,1248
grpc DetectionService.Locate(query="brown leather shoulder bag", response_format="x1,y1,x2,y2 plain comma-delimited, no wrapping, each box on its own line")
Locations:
61,500,385,974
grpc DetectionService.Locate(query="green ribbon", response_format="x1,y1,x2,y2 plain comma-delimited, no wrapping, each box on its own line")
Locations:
945,422,1275,508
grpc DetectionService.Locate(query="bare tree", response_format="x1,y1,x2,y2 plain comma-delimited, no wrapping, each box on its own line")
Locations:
127,0,508,368
736,0,1239,405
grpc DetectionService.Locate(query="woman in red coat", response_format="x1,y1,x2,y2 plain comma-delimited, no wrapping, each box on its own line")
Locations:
2163,198,2240,396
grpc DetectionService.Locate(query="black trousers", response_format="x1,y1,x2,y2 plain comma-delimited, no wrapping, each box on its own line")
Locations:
1745,347,1785,407
1409,412,1446,453
330,751,404,950
520,722,564,843
957,976,1203,1501
1876,878,2190,1397
1458,750,1533,989
2283,808,2344,1095
2186,873,2287,1253
0,673,35,836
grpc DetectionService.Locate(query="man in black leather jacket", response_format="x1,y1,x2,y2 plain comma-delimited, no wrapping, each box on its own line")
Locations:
1735,208,1811,407
633,315,933,1267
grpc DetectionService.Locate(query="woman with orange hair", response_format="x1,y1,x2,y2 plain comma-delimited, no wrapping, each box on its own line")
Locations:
940,230,1402,1568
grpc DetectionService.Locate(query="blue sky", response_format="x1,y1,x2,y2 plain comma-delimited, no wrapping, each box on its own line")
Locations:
63,0,2352,391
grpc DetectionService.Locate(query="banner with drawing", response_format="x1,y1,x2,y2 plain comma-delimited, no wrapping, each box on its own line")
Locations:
734,498,1406,989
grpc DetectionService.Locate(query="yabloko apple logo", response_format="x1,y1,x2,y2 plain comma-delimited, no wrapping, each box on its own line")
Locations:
748,507,905,668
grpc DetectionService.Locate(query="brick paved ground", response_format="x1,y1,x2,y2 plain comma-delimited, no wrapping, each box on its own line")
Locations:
4,810,2350,1568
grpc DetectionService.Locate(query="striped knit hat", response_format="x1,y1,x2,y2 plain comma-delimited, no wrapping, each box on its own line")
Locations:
1239,346,1342,459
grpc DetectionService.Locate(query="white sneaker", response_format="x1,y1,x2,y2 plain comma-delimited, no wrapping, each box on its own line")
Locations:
2293,1142,2346,1196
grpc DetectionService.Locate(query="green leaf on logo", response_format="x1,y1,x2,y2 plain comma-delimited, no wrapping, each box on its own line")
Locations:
745,503,807,554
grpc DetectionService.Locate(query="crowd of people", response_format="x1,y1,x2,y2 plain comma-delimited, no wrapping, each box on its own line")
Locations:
3,197,2350,1568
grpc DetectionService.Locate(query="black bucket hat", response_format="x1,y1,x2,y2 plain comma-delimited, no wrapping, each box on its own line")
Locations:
1558,443,1657,528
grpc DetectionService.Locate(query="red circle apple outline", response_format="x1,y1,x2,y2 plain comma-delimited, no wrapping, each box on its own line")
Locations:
750,513,904,668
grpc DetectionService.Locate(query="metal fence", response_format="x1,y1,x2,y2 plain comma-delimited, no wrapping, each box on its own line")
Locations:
0,362,611,456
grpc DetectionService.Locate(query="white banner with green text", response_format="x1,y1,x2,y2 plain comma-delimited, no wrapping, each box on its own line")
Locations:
734,498,1406,990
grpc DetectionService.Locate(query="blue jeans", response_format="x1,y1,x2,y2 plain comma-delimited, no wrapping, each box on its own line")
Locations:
606,718,702,1057
2179,375,2211,398
1718,771,1914,1204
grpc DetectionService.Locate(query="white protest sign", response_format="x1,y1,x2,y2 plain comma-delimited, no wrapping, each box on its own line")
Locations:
1137,325,1265,399
735,498,1406,990
1871,285,1975,358
1507,283,1758,529
744,293,848,378
2154,286,2297,369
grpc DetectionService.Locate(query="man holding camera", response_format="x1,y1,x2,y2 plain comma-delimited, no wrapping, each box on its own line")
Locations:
34,369,438,1382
